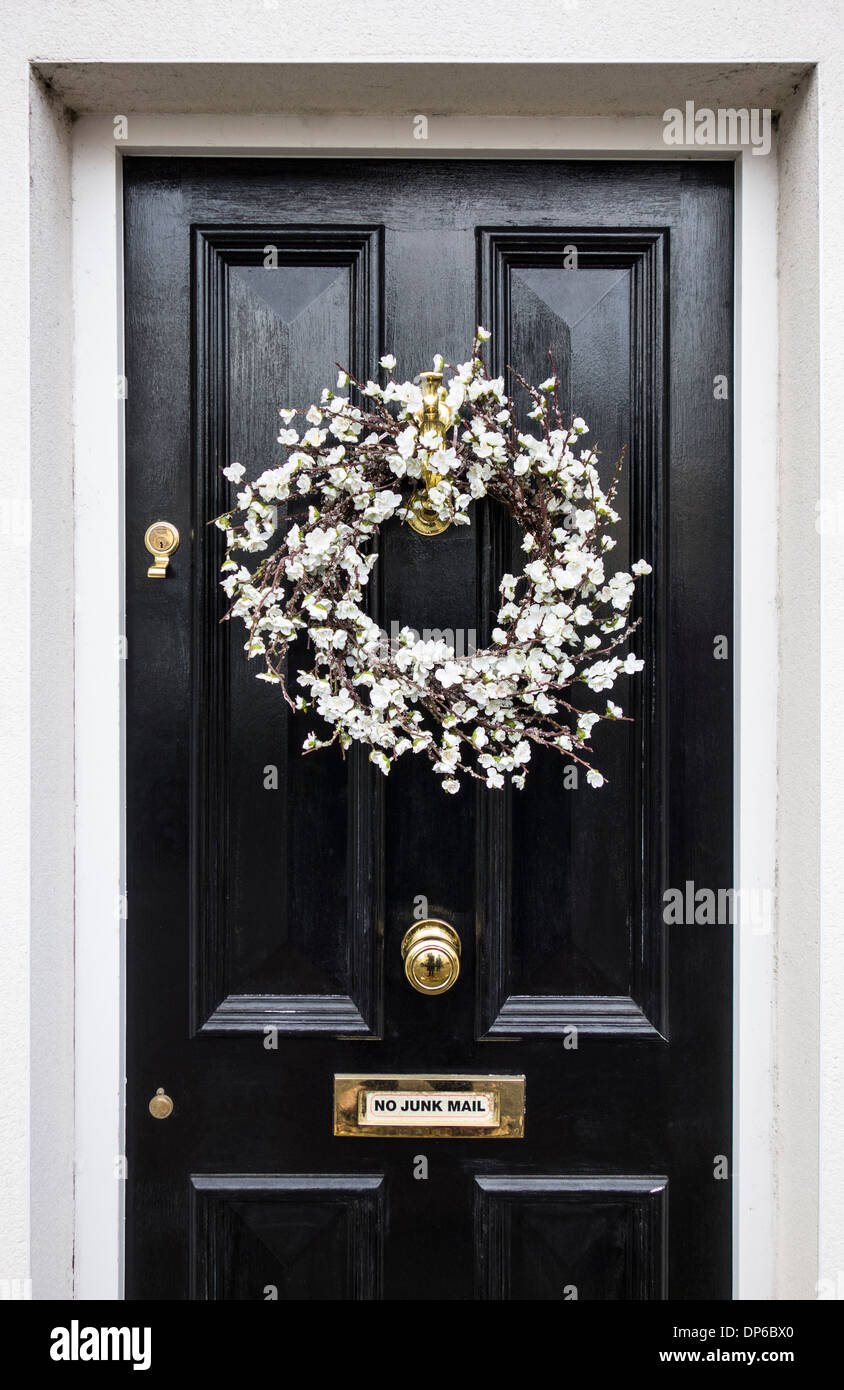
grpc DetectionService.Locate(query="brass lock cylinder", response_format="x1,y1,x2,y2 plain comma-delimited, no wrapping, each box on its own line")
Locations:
401,919,461,995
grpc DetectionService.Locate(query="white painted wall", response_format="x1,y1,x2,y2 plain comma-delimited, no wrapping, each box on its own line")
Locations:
0,0,841,1302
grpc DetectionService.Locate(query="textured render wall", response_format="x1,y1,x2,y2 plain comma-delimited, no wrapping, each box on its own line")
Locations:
27,71,75,1301
816,49,844,1296
0,32,32,1299
0,0,841,1299
775,70,822,1300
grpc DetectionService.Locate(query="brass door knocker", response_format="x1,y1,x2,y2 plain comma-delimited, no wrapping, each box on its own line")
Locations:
407,371,453,536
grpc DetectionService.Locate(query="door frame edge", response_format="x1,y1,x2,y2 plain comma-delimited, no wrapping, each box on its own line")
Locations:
68,112,780,1301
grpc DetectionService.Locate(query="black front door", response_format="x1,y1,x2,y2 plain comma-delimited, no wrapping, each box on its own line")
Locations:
125,157,733,1300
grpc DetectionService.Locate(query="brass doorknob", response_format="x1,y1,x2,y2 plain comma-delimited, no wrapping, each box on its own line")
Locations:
401,919,461,995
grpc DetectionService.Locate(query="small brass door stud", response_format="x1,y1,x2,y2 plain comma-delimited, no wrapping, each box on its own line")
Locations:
148,1087,174,1120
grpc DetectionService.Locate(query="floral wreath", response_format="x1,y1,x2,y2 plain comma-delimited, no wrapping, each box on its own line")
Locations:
214,329,652,793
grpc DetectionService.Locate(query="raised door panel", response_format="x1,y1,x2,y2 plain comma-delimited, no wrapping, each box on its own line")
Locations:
192,227,385,1036
191,1175,384,1300
475,1175,667,1300
476,230,667,1039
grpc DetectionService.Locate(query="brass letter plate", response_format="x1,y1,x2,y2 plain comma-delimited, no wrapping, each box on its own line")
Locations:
333,1074,525,1139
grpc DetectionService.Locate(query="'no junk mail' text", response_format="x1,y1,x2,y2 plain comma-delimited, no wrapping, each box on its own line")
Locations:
360,1090,497,1126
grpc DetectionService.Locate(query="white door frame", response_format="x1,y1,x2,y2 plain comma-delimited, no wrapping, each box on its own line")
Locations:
71,113,778,1299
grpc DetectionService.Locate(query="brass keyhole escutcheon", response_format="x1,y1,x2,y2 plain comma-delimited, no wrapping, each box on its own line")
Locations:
144,521,180,578
401,920,461,995
148,1087,174,1120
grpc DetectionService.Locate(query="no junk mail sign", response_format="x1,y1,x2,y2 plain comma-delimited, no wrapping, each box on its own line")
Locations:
333,1074,525,1139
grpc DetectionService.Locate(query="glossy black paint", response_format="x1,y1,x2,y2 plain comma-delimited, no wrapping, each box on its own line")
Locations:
124,158,733,1300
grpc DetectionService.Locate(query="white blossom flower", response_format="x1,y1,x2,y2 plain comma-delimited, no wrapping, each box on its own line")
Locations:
302,427,327,449
223,461,246,482
583,658,621,692
622,653,644,674
435,661,463,689
445,379,465,411
394,424,417,460
603,572,634,610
